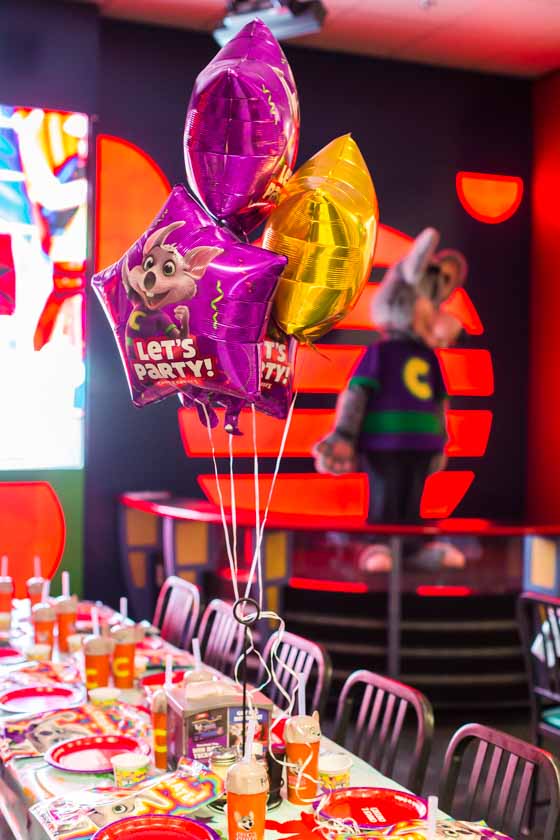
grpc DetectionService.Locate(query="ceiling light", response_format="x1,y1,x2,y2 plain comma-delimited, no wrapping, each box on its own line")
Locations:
213,0,327,47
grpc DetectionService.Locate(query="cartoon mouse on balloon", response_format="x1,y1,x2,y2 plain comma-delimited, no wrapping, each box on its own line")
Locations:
122,220,224,346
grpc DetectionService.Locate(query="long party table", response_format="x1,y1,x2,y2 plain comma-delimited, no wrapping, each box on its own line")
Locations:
0,601,447,840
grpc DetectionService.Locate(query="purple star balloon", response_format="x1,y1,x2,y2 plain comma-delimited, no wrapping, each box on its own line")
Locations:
184,19,300,237
92,185,287,407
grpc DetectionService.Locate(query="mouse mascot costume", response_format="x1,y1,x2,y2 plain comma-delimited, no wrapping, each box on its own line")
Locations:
313,228,467,551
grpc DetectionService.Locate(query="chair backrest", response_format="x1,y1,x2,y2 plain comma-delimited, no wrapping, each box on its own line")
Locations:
256,630,332,718
152,576,200,649
333,669,433,794
197,598,246,678
440,722,560,840
518,592,560,714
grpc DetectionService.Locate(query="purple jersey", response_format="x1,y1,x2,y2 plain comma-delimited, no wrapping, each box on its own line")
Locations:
125,306,178,357
349,337,447,452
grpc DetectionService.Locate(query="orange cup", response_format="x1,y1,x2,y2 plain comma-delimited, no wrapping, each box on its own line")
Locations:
151,689,168,770
83,635,112,689
285,713,321,805
0,577,14,613
26,577,46,608
226,760,268,840
32,603,56,650
56,596,78,653
111,626,136,689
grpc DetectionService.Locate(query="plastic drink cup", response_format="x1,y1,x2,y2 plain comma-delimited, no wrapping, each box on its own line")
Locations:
26,643,51,662
67,633,84,653
0,613,11,632
226,759,269,840
89,687,122,707
318,752,352,790
111,625,136,689
32,602,56,650
0,577,14,613
285,712,321,805
26,577,46,608
83,634,112,689
134,654,148,680
151,688,168,770
111,752,150,787
56,596,78,652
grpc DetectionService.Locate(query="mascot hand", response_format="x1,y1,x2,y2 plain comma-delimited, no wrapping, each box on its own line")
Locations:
429,453,448,474
313,433,358,475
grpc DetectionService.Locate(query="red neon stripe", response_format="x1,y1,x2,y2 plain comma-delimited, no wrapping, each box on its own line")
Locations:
294,345,365,393
289,577,368,594
420,471,475,519
179,407,336,458
198,473,369,518
416,585,472,597
437,348,494,396
440,288,484,336
445,409,493,457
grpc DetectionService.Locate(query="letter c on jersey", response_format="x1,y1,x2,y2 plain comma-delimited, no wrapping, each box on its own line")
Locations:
403,358,432,400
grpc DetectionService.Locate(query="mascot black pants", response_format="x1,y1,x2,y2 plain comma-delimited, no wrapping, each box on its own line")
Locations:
364,450,435,524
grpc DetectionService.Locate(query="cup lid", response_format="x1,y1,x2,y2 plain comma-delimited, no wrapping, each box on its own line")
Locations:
32,602,56,621
226,759,269,795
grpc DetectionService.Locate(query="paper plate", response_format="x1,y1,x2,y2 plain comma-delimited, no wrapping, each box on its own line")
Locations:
318,787,427,829
141,670,187,688
137,637,164,652
45,734,150,774
92,816,221,840
0,684,83,714
0,647,25,665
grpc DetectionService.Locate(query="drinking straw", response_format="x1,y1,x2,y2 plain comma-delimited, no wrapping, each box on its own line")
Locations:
192,637,202,670
91,606,100,637
243,714,257,762
41,579,50,601
298,671,307,717
119,597,127,620
62,571,70,598
33,556,41,578
0,556,7,577
165,654,173,687
427,795,438,840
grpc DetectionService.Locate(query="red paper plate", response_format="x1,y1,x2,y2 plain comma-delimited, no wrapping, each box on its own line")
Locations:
318,787,427,829
0,647,25,664
45,734,150,774
137,637,163,652
141,670,186,687
92,816,221,840
0,684,83,714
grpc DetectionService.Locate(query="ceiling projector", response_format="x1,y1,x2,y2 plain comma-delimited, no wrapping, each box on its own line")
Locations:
213,0,327,46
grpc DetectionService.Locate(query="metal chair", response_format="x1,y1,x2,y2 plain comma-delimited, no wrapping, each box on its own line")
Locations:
256,630,332,718
197,598,246,679
152,576,200,649
518,592,560,749
333,669,433,794
439,723,560,840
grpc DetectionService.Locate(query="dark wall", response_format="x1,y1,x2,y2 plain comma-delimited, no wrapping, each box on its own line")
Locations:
3,5,530,602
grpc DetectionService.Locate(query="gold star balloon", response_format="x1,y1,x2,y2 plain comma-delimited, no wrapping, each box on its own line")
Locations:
262,134,378,342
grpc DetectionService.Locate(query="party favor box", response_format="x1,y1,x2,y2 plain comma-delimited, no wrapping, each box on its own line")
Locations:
30,761,224,840
166,682,273,766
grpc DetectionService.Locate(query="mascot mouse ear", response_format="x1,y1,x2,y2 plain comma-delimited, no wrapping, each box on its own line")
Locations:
401,227,440,286
436,248,468,289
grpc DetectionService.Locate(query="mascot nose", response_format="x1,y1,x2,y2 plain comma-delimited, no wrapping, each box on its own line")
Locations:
144,271,156,290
